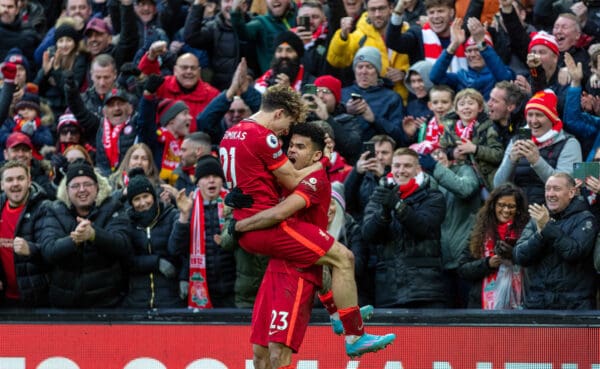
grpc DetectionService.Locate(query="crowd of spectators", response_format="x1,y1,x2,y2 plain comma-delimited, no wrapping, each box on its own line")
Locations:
0,0,599,310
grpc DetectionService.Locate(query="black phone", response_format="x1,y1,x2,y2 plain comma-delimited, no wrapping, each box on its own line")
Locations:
518,127,532,140
363,141,375,159
351,93,363,101
302,83,317,95
299,15,310,30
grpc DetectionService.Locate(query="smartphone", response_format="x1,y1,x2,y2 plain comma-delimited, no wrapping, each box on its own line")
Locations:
518,127,532,140
363,141,375,159
573,162,600,180
350,93,363,101
47,46,56,58
302,83,317,95
299,15,310,30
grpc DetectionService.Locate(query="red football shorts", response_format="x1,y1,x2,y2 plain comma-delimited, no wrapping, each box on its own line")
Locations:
250,269,318,352
239,218,335,268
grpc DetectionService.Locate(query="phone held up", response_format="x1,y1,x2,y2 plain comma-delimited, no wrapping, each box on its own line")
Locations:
299,15,310,30
363,141,375,159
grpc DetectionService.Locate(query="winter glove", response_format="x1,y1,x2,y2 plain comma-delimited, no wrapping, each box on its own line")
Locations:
1,62,17,83
158,258,176,279
51,153,69,174
120,62,141,78
371,182,400,211
225,187,254,208
63,70,77,91
179,280,189,300
494,240,514,260
419,153,437,174
144,74,164,94
219,217,239,251
20,120,37,136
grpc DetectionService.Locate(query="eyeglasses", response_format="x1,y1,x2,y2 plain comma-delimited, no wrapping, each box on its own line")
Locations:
60,127,80,135
68,182,96,190
176,64,199,71
496,202,517,210
316,88,332,94
228,108,247,114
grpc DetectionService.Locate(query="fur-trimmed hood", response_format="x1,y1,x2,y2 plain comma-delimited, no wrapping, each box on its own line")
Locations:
55,168,112,209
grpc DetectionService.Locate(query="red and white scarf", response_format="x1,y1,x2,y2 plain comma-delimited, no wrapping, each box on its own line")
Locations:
102,117,129,171
291,22,328,47
532,121,563,149
156,127,182,176
412,116,444,154
188,188,227,309
454,118,476,141
422,22,467,72
386,171,423,199
254,65,305,94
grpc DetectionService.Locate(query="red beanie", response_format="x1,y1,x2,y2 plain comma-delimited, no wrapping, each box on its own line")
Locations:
525,89,561,126
528,31,559,55
314,75,342,104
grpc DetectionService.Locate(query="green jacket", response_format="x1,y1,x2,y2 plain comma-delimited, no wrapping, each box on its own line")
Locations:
230,5,297,73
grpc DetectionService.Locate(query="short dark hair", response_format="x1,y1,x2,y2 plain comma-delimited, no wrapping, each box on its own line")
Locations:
424,0,454,10
371,134,396,150
290,121,326,153
430,84,455,100
494,80,525,106
185,131,212,147
91,53,117,72
0,160,30,180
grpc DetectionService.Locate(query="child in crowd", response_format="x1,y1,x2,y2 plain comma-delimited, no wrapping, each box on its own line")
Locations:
439,88,503,191
409,85,454,155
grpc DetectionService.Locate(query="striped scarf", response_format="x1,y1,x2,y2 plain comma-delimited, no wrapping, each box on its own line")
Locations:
422,22,467,72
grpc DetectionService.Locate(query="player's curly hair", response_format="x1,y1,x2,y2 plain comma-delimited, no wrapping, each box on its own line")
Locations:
261,85,308,124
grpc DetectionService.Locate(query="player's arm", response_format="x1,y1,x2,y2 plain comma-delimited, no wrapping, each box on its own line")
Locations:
236,193,307,232
273,159,322,191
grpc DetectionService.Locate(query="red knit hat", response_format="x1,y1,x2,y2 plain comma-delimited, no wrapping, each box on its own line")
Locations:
314,75,342,104
528,31,559,55
525,89,561,126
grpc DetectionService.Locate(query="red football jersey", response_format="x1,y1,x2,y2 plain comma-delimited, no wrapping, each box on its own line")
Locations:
219,120,288,219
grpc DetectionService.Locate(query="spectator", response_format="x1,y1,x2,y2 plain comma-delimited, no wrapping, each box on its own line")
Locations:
174,132,212,194
514,173,598,310
82,0,140,69
108,143,161,195
0,0,40,62
293,1,330,79
0,160,50,307
439,88,503,191
183,0,252,90
138,51,220,132
121,168,190,308
3,48,32,91
229,0,298,74
39,161,132,308
34,0,93,67
2,132,55,200
344,134,395,221
307,75,362,165
51,139,95,186
430,17,515,100
95,88,138,176
123,0,170,65
386,0,467,72
254,31,312,93
427,147,481,307
183,155,236,308
458,183,529,309
196,58,260,146
404,60,433,120
362,147,447,308
327,0,410,101
341,46,406,145
494,89,582,205
487,80,526,149
408,84,454,155
35,22,89,119
53,113,95,158
312,120,352,183
64,54,119,147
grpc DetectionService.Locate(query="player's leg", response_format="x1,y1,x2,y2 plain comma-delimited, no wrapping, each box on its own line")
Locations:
268,342,293,369
253,344,272,369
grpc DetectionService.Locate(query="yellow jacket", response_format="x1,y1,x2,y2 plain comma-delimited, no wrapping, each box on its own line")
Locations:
327,12,410,104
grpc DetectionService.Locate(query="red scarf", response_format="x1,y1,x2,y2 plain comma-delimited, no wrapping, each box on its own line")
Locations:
188,189,227,309
291,22,328,45
13,115,41,133
156,127,182,183
102,117,129,171
412,116,444,154
422,22,467,72
254,65,305,94
387,173,420,199
454,118,476,141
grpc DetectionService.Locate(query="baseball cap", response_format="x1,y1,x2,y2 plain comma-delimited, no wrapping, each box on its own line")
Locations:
104,88,131,105
6,132,33,150
85,18,112,36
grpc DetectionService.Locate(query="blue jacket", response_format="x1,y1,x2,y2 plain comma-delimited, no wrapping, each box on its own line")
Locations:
563,86,600,161
341,81,406,145
430,47,515,100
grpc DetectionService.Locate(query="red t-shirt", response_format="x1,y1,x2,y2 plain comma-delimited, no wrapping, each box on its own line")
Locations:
0,202,24,300
220,120,288,220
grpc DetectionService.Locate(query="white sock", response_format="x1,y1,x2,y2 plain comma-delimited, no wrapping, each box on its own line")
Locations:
331,312,339,320
345,335,361,344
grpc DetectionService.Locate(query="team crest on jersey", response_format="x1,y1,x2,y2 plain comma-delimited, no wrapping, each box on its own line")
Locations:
266,134,278,149
301,177,317,192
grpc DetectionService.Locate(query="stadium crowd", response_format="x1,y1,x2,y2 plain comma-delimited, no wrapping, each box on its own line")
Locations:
0,0,599,311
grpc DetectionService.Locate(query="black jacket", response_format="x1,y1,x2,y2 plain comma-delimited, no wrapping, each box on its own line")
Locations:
514,198,599,309
39,174,132,308
122,203,188,308
361,176,447,307
0,182,50,307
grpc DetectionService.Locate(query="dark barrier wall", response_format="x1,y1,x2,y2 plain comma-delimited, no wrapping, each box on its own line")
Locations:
1,309,599,369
